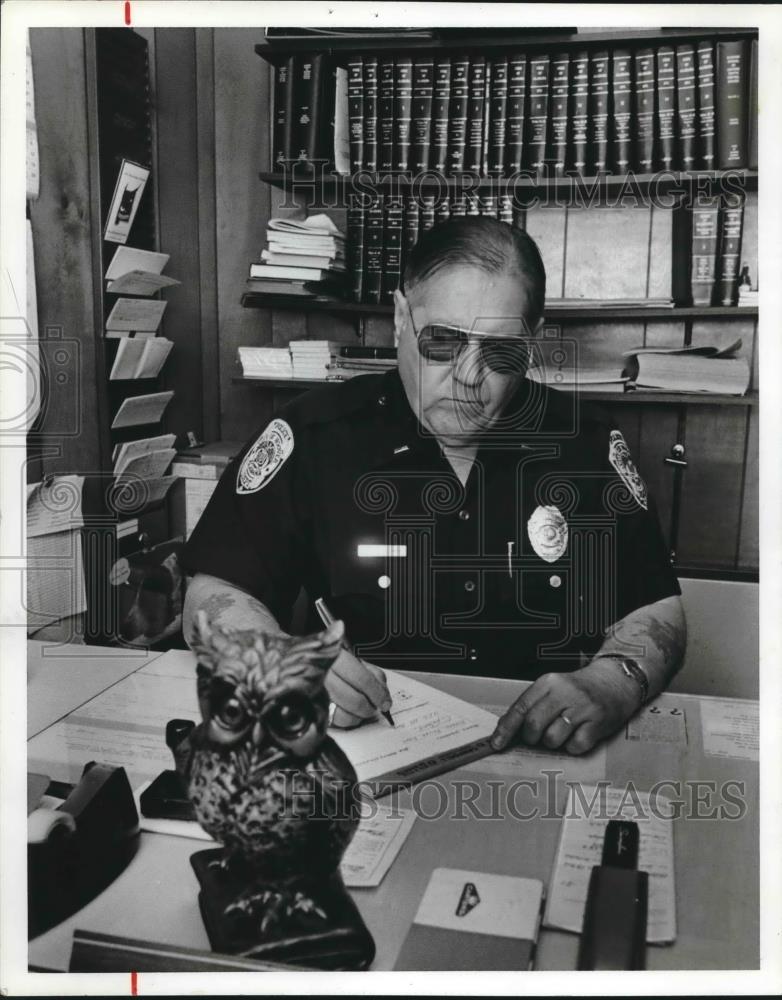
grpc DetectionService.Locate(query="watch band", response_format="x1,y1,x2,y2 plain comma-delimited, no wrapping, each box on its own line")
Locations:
598,655,650,705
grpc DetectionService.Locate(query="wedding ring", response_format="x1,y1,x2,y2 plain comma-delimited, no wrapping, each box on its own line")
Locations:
328,702,337,727
559,711,573,726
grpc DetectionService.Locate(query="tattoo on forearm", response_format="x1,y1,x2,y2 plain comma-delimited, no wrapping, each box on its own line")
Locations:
200,592,237,624
645,616,684,671
604,614,684,677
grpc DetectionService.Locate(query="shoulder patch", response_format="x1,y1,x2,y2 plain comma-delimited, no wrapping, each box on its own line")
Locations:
236,419,294,495
608,429,648,510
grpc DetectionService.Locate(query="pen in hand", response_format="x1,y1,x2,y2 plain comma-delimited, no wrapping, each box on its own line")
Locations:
314,597,395,726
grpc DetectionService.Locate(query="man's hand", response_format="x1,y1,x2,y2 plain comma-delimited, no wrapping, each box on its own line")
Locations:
490,659,642,755
325,648,393,729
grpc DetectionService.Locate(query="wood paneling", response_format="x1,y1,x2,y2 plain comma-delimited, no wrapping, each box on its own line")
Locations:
525,207,566,297
564,208,650,300
28,29,102,479
737,407,759,569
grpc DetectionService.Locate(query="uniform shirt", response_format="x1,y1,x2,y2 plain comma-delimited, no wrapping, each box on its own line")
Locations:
182,370,680,680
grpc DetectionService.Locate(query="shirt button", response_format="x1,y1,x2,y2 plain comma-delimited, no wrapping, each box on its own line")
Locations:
458,509,470,521
469,648,478,661
377,395,387,406
549,575,562,588
464,580,476,593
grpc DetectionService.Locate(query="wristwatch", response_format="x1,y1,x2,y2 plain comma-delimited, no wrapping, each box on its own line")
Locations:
599,655,650,706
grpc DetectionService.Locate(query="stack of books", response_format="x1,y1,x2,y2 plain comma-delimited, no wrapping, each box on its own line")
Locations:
247,215,347,299
526,366,630,393
673,195,751,307
237,346,293,379
329,345,398,377
290,340,338,379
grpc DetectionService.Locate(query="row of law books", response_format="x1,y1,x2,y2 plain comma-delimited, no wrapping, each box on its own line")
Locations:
528,337,750,395
348,191,522,304
673,195,754,307
238,342,397,380
272,38,758,178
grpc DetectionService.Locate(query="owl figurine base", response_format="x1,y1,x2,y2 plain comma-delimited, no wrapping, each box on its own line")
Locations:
190,849,375,969
170,612,376,971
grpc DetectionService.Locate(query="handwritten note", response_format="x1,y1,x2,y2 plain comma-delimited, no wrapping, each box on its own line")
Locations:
111,390,174,429
27,476,84,537
106,297,167,333
700,699,759,762
114,449,176,482
544,784,676,943
113,434,176,475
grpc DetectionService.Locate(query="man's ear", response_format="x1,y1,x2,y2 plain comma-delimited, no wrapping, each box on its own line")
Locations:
392,289,407,349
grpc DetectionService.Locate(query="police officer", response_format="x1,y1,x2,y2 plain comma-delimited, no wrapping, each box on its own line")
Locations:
182,218,685,755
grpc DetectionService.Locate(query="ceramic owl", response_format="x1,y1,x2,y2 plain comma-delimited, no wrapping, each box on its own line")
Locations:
168,611,374,967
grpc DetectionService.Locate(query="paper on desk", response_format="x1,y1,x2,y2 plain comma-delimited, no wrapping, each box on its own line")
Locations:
544,784,676,943
111,390,174,428
106,246,169,280
625,701,688,745
27,475,84,537
700,699,759,762
134,782,416,890
330,671,497,784
106,296,167,332
26,530,88,634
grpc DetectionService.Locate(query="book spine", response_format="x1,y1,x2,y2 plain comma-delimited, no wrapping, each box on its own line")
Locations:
447,55,470,173
676,45,697,171
696,42,716,170
347,197,366,303
656,46,675,171
716,40,748,169
272,55,295,167
410,57,434,175
589,50,610,173
498,193,513,224
363,56,378,173
431,57,451,173
448,192,466,217
569,50,589,175
465,55,486,174
505,53,527,174
382,196,404,300
420,194,436,230
481,60,491,177
394,56,413,172
691,199,720,306
549,52,570,176
347,55,364,172
306,54,325,163
748,39,758,171
488,56,508,174
364,194,385,304
634,48,655,173
403,196,420,268
435,197,451,224
526,54,550,173
479,193,498,218
611,49,632,174
379,58,395,173
717,194,744,306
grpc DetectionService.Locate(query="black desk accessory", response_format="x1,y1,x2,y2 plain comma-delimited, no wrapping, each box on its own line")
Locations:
28,763,140,938
577,819,648,970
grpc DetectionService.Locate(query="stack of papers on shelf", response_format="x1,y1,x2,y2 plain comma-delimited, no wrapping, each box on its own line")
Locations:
289,339,341,379
109,337,173,380
248,215,347,299
329,345,398,378
545,298,674,310
237,346,293,379
526,366,630,394
623,339,750,395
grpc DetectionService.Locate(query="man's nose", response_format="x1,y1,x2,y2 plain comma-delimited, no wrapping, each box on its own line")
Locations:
452,342,487,388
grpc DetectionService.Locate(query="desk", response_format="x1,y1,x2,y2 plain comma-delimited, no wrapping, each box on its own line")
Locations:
27,645,759,972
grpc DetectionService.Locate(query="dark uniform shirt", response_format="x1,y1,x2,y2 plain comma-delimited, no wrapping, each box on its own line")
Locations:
182,370,680,680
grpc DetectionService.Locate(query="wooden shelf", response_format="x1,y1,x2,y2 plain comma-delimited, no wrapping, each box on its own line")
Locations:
240,292,758,323
231,376,758,408
255,27,757,58
258,169,758,196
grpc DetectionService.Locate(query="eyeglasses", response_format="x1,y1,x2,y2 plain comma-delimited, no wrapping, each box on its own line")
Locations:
406,300,530,374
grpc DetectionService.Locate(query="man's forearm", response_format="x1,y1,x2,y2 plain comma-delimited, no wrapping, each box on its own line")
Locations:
590,594,687,701
182,573,288,647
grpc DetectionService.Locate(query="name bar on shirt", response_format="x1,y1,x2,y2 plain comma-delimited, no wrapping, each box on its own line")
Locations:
357,545,408,558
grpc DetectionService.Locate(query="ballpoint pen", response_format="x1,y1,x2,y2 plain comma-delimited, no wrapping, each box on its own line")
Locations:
314,596,395,726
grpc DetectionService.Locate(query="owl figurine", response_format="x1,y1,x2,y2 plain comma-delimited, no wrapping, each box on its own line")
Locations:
168,611,374,967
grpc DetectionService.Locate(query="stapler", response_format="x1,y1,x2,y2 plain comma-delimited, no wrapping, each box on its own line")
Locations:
28,762,140,938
